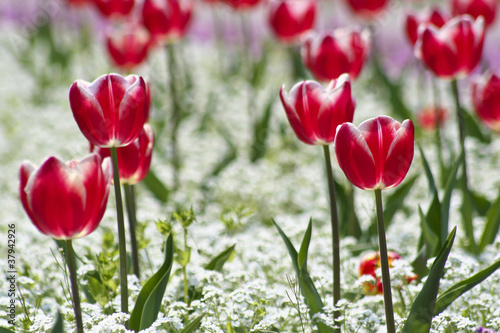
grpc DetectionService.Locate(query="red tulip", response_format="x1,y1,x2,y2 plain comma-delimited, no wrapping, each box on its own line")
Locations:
451,0,497,27
359,251,401,295
19,155,112,240
417,106,448,131
335,116,414,190
106,23,152,70
471,71,500,132
66,0,92,7
142,0,193,43
279,74,356,145
268,0,316,43
343,0,389,18
92,0,135,18
223,0,261,10
414,15,485,80
302,27,371,81
91,124,154,184
405,8,447,46
69,74,148,148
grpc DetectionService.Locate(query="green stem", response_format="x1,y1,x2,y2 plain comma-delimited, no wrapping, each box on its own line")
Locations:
431,78,446,186
166,43,181,190
183,228,189,305
322,145,341,332
65,240,83,333
287,45,307,81
110,147,129,313
374,189,395,333
124,184,140,279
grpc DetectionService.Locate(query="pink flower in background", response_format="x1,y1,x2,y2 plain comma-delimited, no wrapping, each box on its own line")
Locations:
142,0,193,42
106,23,152,70
417,106,448,131
268,0,316,43
405,7,448,46
302,27,371,81
471,71,500,132
279,74,356,145
20,155,111,239
451,0,497,27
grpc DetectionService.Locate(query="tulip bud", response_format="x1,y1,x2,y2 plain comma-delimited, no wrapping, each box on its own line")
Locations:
142,0,193,43
302,28,371,82
268,0,316,44
404,7,447,46
279,75,356,145
451,0,497,27
106,23,152,70
335,116,414,190
92,0,135,18
343,0,389,18
471,71,500,132
20,155,112,240
417,106,448,131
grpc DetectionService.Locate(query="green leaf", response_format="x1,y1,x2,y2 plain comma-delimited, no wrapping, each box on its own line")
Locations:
272,219,333,333
180,314,205,333
298,218,313,270
50,311,64,333
0,328,16,333
142,170,169,203
384,174,418,228
175,246,192,267
402,227,456,333
419,206,439,261
250,92,274,162
439,149,462,246
479,188,500,252
434,259,500,315
463,109,491,144
204,244,236,272
129,234,174,332
470,190,491,217
419,146,436,195
334,179,362,239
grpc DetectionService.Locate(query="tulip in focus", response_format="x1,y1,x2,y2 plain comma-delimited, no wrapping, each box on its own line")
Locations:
106,23,152,70
405,7,447,46
92,0,135,18
268,0,316,43
359,251,400,295
471,71,500,132
91,124,154,185
302,28,371,81
142,0,193,43
20,154,112,239
414,15,485,80
417,106,448,131
69,73,149,148
451,0,497,27
279,74,356,145
335,116,414,190
343,0,389,18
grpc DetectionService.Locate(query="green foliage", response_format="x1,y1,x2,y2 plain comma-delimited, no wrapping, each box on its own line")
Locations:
179,314,205,333
129,233,175,332
173,207,197,229
250,92,275,162
479,188,500,252
403,227,456,333
49,311,64,333
155,219,173,238
334,179,362,239
142,170,170,203
204,244,236,272
220,205,255,234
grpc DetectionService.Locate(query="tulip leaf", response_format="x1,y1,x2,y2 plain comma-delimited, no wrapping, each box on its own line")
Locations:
129,233,174,332
383,173,419,229
49,311,64,333
179,314,205,333
462,108,491,144
419,145,436,195
298,219,313,270
434,259,500,315
470,190,491,217
250,92,274,162
142,170,169,203
334,179,362,239
439,149,462,245
479,188,500,252
273,219,333,333
0,328,16,333
204,244,236,272
419,206,439,261
402,227,456,333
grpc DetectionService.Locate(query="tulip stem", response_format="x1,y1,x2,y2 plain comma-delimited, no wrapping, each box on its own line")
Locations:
374,189,395,333
322,145,341,332
166,43,181,190
65,239,83,333
431,77,446,187
124,184,140,279
110,147,129,313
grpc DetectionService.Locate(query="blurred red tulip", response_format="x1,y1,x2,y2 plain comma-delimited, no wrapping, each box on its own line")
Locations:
279,74,356,145
142,0,193,42
106,23,152,70
66,0,92,7
93,0,135,18
343,0,389,18
414,15,485,79
268,0,316,43
417,106,448,131
451,0,497,27
91,124,154,184
223,0,260,10
405,8,447,46
302,27,371,81
359,251,401,295
20,155,112,240
69,74,148,148
335,116,414,190
471,71,500,132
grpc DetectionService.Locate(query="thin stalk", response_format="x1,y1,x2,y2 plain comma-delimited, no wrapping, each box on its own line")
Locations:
431,77,446,186
65,240,83,333
322,145,341,332
166,43,181,190
182,228,189,305
374,189,395,333
124,184,140,279
287,45,307,80
110,147,129,313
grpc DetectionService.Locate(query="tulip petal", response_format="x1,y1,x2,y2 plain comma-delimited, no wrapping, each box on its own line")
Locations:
383,119,414,189
279,84,315,144
19,161,37,224
116,76,147,146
